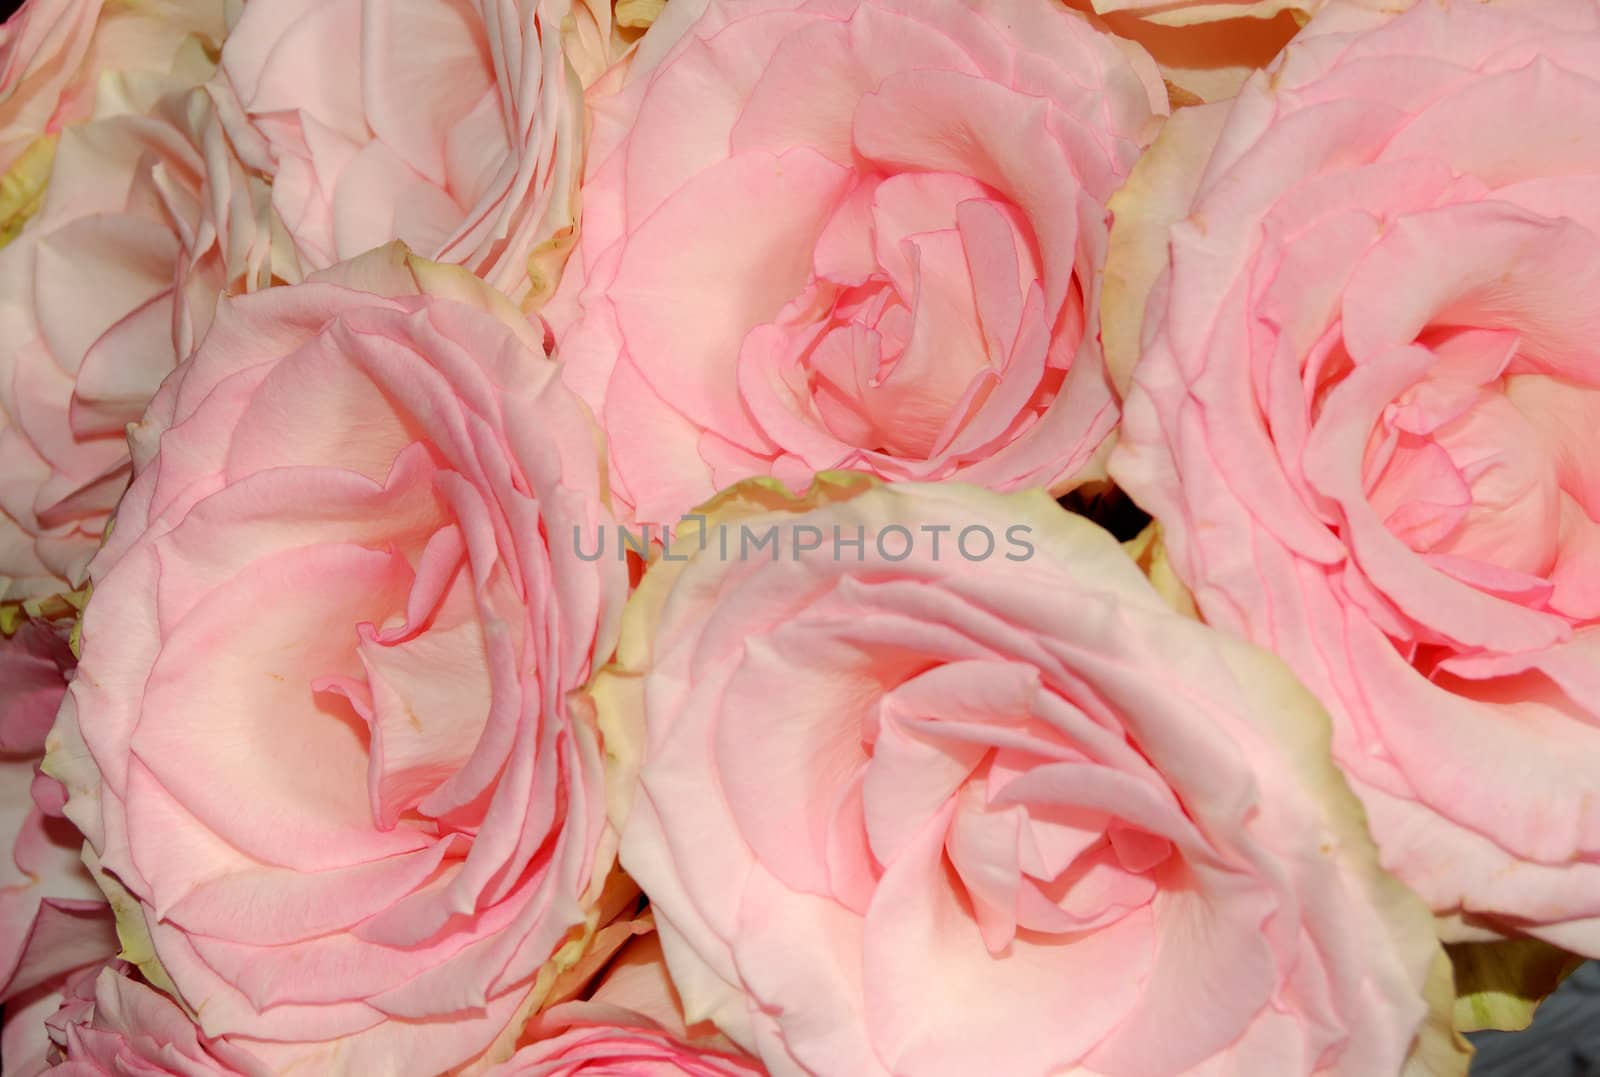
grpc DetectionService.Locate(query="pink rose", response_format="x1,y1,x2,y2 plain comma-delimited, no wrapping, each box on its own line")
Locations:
3,980,66,1076
213,0,601,306
46,247,627,1074
0,0,223,175
0,36,278,602
42,961,264,1075
0,616,117,1077
0,613,74,749
597,479,1462,1076
1109,0,1600,954
548,0,1167,525
0,807,117,1077
0,0,100,175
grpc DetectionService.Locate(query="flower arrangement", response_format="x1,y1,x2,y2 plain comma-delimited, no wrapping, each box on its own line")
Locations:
1,0,1595,1073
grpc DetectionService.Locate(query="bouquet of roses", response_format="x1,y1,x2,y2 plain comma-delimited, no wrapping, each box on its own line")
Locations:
1,0,1596,1073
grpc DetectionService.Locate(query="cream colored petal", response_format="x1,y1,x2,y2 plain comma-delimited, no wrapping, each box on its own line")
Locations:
1123,520,1199,618
0,134,57,250
1102,100,1230,397
616,0,667,30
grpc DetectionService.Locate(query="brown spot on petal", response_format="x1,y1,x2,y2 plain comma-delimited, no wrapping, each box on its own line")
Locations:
1164,80,1205,110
